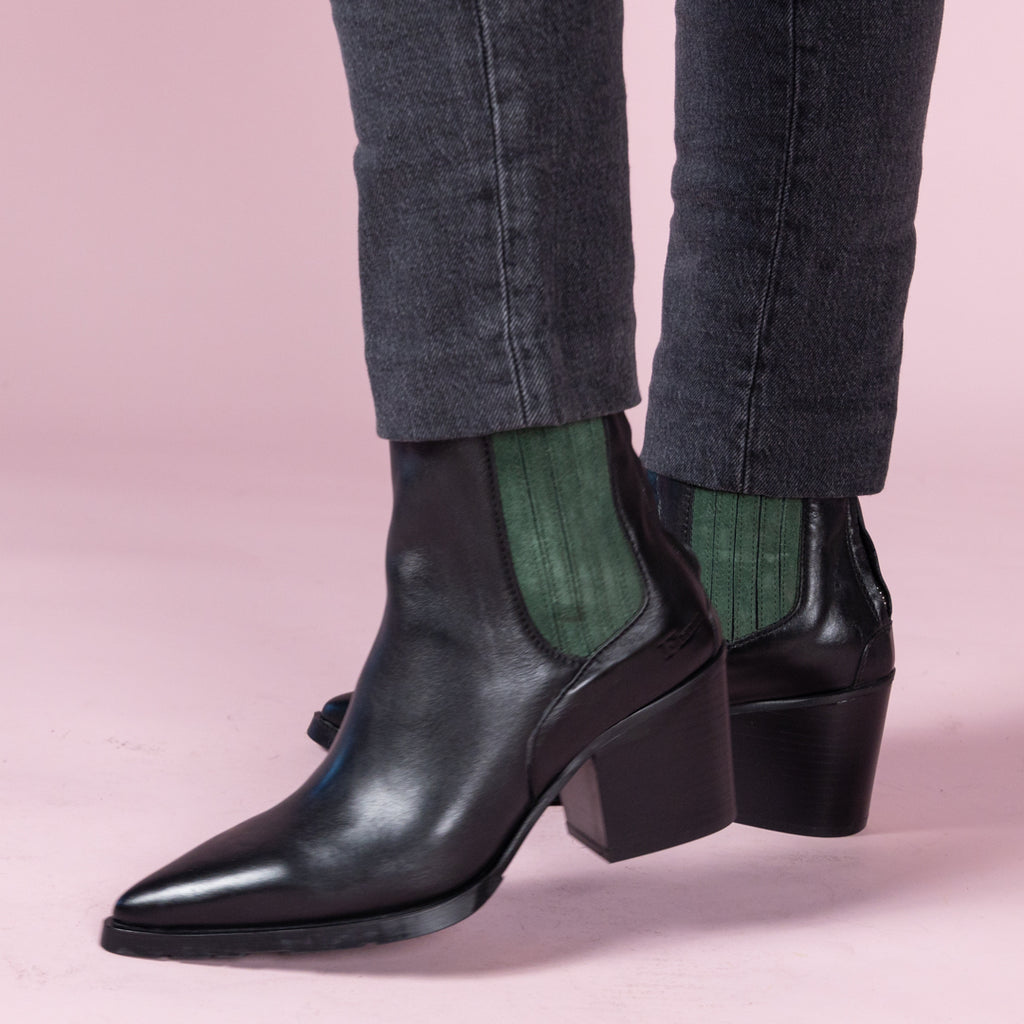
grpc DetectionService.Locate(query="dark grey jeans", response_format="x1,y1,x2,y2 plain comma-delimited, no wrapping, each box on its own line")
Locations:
329,0,944,496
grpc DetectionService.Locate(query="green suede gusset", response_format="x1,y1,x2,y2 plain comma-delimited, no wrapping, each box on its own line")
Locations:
491,418,644,658
690,488,802,643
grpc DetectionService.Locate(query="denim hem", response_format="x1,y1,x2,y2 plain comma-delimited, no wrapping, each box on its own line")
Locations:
639,437,889,499
374,382,641,444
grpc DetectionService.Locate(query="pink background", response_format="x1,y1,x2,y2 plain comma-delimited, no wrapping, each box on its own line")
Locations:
3,3,1022,1021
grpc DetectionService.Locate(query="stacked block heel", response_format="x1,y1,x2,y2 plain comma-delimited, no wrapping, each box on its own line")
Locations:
730,676,893,837
560,652,736,862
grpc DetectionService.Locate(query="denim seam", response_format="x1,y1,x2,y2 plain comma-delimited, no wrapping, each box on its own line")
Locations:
741,0,800,491
471,1,530,425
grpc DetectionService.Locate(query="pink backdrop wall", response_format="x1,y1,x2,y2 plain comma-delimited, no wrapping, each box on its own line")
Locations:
5,2,1020,472
3,4,1023,1022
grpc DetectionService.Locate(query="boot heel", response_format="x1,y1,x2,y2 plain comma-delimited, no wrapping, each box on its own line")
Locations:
560,652,736,863
731,677,893,837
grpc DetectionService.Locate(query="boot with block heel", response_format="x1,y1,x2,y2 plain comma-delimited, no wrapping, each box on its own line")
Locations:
649,477,895,838
100,413,734,959
308,484,893,839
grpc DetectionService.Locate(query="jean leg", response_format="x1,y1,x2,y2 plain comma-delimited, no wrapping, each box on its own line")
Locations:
329,1,638,441
643,0,945,496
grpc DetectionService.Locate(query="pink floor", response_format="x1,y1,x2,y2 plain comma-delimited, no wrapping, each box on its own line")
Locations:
4,3,1023,1022
5,427,1023,1022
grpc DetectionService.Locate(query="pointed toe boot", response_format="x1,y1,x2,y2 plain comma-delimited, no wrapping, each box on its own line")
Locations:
101,414,735,959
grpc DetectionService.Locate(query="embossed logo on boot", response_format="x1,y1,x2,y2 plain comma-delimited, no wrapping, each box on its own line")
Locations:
656,621,699,660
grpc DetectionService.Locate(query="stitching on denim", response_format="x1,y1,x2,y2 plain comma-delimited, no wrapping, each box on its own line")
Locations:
741,0,800,490
472,1,530,424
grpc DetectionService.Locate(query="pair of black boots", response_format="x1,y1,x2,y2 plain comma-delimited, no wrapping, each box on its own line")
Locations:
101,414,894,959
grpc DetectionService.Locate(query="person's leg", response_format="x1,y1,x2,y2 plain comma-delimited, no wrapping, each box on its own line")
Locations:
100,3,736,959
334,0,638,440
646,0,945,835
645,0,944,496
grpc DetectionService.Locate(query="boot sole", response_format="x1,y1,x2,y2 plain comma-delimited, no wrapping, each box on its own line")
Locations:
101,648,734,959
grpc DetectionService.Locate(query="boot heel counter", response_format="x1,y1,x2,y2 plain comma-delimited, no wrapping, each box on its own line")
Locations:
847,499,895,686
855,623,896,686
849,497,892,621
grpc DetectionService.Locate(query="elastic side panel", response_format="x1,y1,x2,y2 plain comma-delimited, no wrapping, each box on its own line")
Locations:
491,419,644,658
776,498,802,630
689,489,802,642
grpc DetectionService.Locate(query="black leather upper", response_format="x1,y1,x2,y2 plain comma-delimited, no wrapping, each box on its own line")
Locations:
725,497,894,705
111,414,720,930
318,488,894,759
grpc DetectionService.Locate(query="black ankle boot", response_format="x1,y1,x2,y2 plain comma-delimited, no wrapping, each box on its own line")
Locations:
100,415,734,959
307,478,893,839
648,475,895,837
